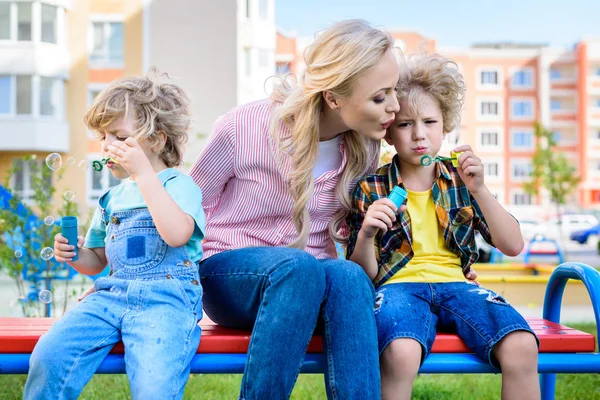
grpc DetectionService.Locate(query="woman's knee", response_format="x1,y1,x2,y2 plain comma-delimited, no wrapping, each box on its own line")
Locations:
494,331,538,371
381,338,422,379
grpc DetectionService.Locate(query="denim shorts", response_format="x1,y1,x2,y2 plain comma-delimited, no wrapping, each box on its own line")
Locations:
375,281,538,367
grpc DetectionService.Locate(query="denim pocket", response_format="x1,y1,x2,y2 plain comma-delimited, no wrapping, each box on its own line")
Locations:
107,227,168,273
173,277,203,315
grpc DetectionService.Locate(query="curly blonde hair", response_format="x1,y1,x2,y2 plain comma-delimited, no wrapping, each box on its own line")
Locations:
270,19,395,249
396,54,465,133
84,67,191,167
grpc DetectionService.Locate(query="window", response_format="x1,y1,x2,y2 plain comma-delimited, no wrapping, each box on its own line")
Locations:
12,159,52,202
512,100,533,117
480,131,498,146
0,3,10,40
276,63,291,75
595,67,600,77
550,69,561,80
41,4,57,44
16,75,32,115
246,0,251,18
480,101,498,116
90,22,124,65
483,162,499,177
259,0,268,20
512,161,533,179
17,2,32,41
244,48,251,77
480,70,498,85
0,75,10,114
512,69,533,88
40,77,57,116
513,131,533,148
88,161,121,202
552,131,561,144
512,192,532,205
597,130,600,140
551,99,561,110
596,99,600,108
0,75,63,117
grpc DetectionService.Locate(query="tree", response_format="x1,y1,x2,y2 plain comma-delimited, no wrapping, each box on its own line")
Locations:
0,155,90,317
523,122,580,239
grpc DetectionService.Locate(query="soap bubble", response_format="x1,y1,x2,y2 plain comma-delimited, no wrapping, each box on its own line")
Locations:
40,247,54,260
38,290,53,304
44,216,55,226
14,250,23,258
67,156,75,165
45,153,62,171
78,160,90,171
64,190,75,201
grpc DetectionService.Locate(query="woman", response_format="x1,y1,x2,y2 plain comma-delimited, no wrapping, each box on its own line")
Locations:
189,19,400,399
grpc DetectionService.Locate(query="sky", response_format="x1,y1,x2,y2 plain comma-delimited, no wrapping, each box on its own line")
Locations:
275,0,600,49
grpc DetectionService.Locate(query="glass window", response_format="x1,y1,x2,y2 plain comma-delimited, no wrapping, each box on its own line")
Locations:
480,101,498,115
481,71,498,85
259,0,268,20
513,131,533,148
0,3,10,40
17,2,32,41
40,77,55,116
246,0,251,18
484,162,498,177
550,69,561,80
551,99,561,110
0,75,11,114
244,48,251,77
41,4,57,44
481,131,498,146
513,70,532,87
90,22,124,64
16,75,32,115
276,63,290,75
512,100,533,117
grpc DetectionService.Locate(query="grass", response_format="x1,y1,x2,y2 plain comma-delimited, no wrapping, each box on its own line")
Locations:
2,323,599,399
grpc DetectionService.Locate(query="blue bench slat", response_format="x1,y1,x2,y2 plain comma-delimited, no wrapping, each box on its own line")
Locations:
2,353,600,375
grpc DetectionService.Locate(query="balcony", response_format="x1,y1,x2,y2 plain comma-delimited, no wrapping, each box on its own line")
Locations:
0,118,69,152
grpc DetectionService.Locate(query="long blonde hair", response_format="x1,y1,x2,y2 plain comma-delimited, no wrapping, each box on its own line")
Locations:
270,19,395,249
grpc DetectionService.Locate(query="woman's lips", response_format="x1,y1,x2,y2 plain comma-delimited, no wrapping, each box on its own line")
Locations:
381,119,394,130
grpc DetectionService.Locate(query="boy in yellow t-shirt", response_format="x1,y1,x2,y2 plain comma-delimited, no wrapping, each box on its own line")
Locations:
346,54,540,400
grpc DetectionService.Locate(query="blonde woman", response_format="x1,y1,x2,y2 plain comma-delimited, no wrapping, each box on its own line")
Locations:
189,20,399,400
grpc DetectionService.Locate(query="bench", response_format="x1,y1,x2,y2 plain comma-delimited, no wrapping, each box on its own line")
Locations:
1,262,599,400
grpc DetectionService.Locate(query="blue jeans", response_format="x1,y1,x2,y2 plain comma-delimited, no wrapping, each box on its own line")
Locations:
375,282,538,366
24,207,203,400
199,247,381,400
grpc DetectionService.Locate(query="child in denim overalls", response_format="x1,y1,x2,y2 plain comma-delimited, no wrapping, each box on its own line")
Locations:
24,70,206,400
346,54,541,400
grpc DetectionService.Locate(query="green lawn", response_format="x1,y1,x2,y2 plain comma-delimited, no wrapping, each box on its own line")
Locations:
2,323,599,399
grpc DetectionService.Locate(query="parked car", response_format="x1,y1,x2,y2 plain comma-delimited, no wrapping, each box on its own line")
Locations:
518,219,543,241
534,214,599,241
570,224,600,244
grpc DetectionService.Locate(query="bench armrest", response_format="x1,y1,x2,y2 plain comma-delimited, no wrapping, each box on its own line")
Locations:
543,262,600,342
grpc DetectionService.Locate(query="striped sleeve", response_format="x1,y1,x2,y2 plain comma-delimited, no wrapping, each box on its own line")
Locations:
345,179,372,259
189,111,236,215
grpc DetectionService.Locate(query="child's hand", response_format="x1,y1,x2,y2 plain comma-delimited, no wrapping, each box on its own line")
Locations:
54,233,84,263
360,198,405,239
453,145,485,194
106,137,154,179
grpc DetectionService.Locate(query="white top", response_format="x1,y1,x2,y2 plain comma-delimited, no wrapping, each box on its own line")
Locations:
313,134,343,179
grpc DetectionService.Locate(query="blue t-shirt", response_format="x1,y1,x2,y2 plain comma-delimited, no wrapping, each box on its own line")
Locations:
84,168,206,262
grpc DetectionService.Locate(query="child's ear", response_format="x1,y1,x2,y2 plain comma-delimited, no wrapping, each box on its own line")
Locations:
323,91,340,111
152,131,167,153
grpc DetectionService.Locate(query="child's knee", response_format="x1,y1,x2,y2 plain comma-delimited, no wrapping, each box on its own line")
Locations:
494,331,538,370
381,338,422,378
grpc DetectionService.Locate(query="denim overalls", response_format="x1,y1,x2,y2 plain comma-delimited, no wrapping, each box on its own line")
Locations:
25,170,203,400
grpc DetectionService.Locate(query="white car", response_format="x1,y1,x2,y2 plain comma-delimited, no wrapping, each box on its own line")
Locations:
534,214,599,241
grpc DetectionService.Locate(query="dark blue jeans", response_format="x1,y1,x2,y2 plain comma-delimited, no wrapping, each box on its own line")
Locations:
199,247,381,400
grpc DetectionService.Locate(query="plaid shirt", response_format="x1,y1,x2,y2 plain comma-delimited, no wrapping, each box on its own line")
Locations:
346,155,493,288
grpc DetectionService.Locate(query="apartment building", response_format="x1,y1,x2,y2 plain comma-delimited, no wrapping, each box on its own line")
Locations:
0,0,276,218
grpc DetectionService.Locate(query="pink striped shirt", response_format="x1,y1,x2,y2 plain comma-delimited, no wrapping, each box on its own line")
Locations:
189,99,379,260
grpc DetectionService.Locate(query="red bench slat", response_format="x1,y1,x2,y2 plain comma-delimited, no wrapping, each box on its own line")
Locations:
0,317,595,354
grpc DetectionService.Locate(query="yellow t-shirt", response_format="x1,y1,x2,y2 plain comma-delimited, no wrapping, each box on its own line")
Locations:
384,189,464,284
